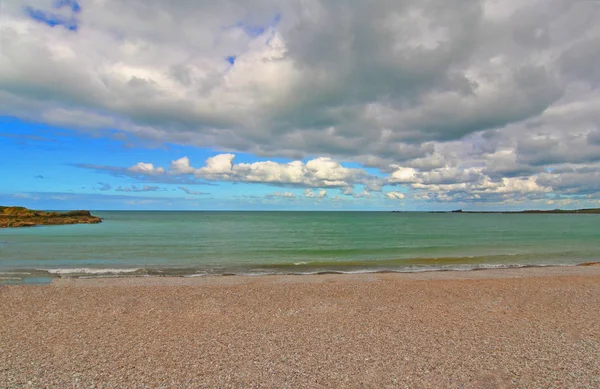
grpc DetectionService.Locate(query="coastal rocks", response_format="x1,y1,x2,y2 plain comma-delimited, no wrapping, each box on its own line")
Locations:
0,206,102,228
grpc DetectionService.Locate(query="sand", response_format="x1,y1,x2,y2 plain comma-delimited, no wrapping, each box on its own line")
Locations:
1,266,600,388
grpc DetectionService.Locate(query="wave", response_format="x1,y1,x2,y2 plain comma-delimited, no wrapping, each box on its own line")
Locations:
264,263,572,276
39,262,571,277
43,268,141,275
0,259,591,284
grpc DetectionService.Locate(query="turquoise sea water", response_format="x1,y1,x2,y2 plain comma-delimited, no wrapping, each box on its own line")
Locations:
1,211,599,283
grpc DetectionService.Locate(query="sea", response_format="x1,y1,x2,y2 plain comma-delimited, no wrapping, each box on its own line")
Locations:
1,211,599,284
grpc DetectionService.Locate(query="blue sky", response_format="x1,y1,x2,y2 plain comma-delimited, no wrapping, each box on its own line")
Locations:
0,117,403,210
1,1,600,210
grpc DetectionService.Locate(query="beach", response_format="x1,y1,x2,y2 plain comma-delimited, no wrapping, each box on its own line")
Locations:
1,266,600,388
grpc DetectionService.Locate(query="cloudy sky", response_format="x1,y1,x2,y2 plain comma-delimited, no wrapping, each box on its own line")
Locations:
1,0,600,210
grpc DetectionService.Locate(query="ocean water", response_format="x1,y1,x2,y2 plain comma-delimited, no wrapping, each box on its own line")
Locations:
1,211,599,283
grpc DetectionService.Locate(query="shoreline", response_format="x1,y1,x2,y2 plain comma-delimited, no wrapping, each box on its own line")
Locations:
44,261,600,287
1,261,599,286
2,265,600,387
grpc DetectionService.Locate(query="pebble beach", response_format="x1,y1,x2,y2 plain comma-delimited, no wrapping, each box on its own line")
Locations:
1,266,600,388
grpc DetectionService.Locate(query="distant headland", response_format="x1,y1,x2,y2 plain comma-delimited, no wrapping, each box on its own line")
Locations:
390,208,600,214
427,208,600,214
0,206,102,228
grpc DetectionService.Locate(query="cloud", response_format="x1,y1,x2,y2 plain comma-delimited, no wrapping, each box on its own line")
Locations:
76,163,210,185
83,154,375,191
115,185,160,193
195,154,376,189
81,148,600,204
406,176,551,203
304,189,327,198
385,191,405,200
341,187,354,196
3,0,600,205
1,0,590,158
383,158,560,203
353,189,371,199
0,132,55,142
25,2,80,32
98,182,111,191
178,186,207,195
129,162,166,175
13,193,37,199
536,167,600,196
265,191,296,199
0,191,209,210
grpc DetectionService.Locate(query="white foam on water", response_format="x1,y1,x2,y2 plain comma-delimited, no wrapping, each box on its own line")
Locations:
43,268,141,275
77,275,149,279
29,263,578,279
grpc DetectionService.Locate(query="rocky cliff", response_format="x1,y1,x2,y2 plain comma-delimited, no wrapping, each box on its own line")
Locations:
0,206,102,228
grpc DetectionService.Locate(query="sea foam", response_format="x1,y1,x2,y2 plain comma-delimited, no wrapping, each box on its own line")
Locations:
43,268,141,275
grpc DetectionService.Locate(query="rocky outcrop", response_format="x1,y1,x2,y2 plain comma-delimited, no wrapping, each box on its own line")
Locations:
0,206,102,228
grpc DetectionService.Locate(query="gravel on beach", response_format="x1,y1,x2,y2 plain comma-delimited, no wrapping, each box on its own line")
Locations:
1,266,600,388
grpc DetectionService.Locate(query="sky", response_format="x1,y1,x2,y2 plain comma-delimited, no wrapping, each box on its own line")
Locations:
1,0,600,210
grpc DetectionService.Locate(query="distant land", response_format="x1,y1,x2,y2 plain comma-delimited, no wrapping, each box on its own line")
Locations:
420,208,600,214
0,206,102,228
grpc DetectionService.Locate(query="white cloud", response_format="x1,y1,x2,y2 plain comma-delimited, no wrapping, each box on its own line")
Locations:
196,154,236,177
385,191,405,200
303,188,327,198
6,0,600,206
340,187,354,196
128,163,165,175
354,189,371,198
265,191,296,199
386,162,555,203
131,154,370,190
389,167,419,184
170,157,196,175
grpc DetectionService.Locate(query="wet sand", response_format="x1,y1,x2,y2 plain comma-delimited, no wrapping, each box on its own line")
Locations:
1,266,600,388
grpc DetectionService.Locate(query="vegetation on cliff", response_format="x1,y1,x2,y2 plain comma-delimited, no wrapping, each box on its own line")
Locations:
0,206,102,228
